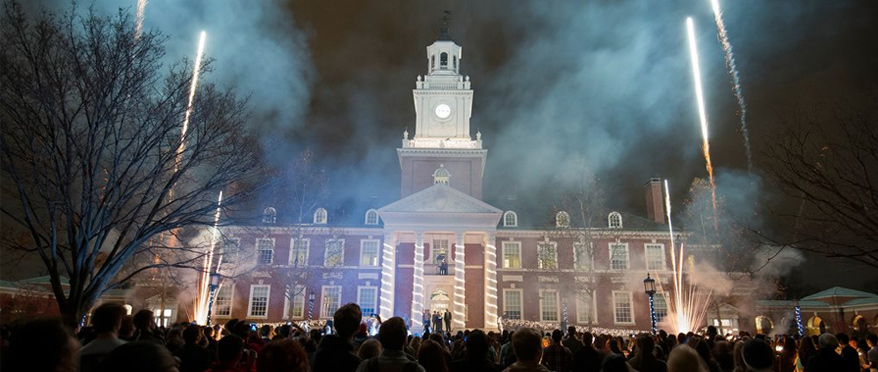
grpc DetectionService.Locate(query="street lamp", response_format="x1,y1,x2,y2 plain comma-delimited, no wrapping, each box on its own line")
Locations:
643,272,657,335
308,292,315,323
205,273,221,326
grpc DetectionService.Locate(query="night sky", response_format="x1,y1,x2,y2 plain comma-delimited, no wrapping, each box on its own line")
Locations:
16,1,878,290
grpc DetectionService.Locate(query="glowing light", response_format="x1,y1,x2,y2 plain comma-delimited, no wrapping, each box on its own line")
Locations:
176,31,207,173
379,240,395,319
686,18,719,231
663,180,712,333
710,0,752,172
453,239,466,328
411,240,425,331
193,191,222,324
135,0,147,40
484,241,499,328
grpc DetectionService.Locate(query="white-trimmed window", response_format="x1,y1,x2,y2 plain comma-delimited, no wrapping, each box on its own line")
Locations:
502,241,522,269
365,209,379,225
283,286,306,319
654,292,668,322
433,165,451,184
314,208,327,224
503,289,523,320
574,242,593,271
256,238,274,265
289,238,309,266
645,244,666,271
321,286,342,319
575,290,593,324
609,243,629,270
220,238,240,265
613,291,633,324
556,211,570,228
432,239,449,264
540,289,560,322
608,212,622,228
503,211,518,227
324,239,345,267
248,284,271,318
357,286,378,316
262,207,277,224
360,239,380,267
214,284,233,317
538,242,558,270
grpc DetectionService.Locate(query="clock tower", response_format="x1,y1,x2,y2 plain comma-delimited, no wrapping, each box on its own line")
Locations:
398,16,486,199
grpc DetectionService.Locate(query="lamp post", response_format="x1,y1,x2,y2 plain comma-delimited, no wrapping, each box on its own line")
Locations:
205,273,221,326
308,292,315,323
644,272,657,335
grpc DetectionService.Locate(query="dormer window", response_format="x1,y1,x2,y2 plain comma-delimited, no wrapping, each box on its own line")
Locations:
440,52,448,69
433,164,451,185
365,209,379,225
608,212,622,229
556,211,570,228
503,211,518,227
314,208,327,224
262,207,277,224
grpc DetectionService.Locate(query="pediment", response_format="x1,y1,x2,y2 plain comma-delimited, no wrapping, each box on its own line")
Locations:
379,184,503,215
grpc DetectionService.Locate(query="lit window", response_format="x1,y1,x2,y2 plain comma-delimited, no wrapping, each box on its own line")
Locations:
324,239,345,267
502,241,521,269
433,165,451,185
257,238,274,265
645,244,665,271
214,285,233,317
556,211,570,228
610,243,629,270
613,291,633,324
503,211,518,227
574,243,593,271
321,286,341,319
503,289,522,320
576,290,592,323
360,240,379,267
262,207,277,224
654,293,668,322
283,286,306,319
608,212,622,228
314,208,327,224
365,209,379,225
432,239,449,264
540,289,559,322
289,238,309,266
358,286,378,316
538,242,558,270
248,285,270,318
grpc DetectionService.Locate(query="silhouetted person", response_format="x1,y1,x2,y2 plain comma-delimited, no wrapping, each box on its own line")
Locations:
80,302,128,372
356,317,425,372
313,303,363,372
628,333,667,372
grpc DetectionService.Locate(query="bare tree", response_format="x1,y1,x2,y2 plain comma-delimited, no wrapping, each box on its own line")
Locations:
0,3,259,327
762,101,878,269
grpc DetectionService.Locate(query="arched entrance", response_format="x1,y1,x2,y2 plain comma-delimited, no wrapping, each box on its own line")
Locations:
755,316,774,335
852,315,866,333
430,289,450,312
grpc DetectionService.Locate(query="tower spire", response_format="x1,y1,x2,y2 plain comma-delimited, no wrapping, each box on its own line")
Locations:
439,10,453,41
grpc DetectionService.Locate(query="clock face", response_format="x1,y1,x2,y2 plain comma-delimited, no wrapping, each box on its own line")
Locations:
434,103,452,119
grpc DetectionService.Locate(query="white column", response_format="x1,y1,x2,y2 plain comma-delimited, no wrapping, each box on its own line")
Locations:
453,232,466,329
411,231,425,332
379,232,397,320
484,233,499,331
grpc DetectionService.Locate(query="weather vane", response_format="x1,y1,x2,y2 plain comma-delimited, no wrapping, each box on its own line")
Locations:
440,10,453,40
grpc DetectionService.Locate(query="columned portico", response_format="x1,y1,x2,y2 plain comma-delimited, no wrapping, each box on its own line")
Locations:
453,232,466,329
411,232,426,331
484,233,498,331
379,232,397,320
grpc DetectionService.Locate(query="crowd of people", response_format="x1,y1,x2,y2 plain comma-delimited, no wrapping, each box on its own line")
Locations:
0,301,876,372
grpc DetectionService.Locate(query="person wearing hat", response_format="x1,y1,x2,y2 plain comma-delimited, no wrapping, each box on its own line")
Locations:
806,333,857,372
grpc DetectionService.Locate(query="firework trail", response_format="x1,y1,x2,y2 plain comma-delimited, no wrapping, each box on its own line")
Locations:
663,180,712,333
686,18,719,232
135,0,147,40
175,31,207,174
710,0,752,173
195,191,223,325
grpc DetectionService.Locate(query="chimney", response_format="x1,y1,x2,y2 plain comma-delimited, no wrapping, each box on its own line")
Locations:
644,178,665,224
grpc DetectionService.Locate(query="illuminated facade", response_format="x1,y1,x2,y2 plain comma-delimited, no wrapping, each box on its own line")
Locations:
217,30,682,332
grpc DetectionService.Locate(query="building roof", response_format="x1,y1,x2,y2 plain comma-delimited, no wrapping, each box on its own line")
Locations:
801,286,876,301
19,275,69,285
